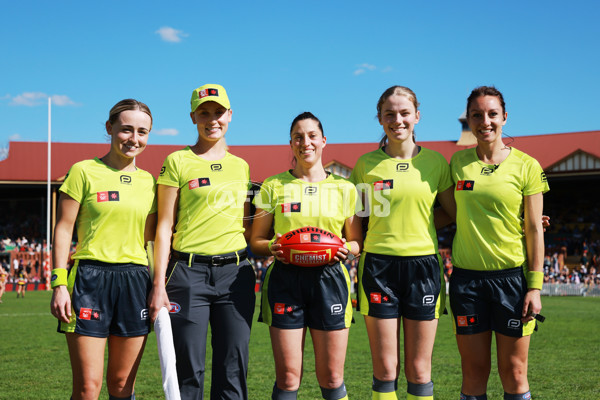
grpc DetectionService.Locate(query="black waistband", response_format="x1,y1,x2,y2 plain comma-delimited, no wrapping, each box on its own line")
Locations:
452,266,523,279
171,249,247,266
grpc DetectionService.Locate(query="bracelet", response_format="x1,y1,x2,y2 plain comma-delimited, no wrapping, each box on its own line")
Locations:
526,270,544,290
50,268,68,288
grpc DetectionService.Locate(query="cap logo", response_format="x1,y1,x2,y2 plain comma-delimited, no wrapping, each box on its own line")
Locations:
199,88,219,99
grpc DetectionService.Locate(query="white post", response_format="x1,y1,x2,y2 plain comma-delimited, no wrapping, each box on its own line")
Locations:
46,98,52,284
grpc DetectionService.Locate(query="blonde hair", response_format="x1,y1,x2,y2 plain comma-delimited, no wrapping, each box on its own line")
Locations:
376,86,419,148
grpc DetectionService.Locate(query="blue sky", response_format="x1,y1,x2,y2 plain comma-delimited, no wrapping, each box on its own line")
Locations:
1,0,599,154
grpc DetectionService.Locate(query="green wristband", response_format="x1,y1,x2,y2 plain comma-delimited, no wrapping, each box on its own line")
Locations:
526,270,544,290
50,268,68,288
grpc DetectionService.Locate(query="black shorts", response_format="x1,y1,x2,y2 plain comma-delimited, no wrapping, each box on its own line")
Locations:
59,260,151,337
449,266,535,337
358,252,444,320
259,260,352,330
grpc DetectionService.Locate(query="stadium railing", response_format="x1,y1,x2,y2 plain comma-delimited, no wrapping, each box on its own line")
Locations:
541,283,600,297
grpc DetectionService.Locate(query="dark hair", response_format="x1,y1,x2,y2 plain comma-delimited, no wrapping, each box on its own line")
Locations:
107,99,153,127
376,86,419,148
290,111,324,137
466,86,506,118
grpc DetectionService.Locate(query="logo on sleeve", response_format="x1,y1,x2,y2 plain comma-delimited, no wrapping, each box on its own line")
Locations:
456,180,474,191
79,308,101,321
281,202,301,213
457,314,478,327
211,164,222,171
120,175,132,185
97,191,119,202
374,179,394,191
396,163,409,172
189,178,211,190
159,166,166,176
541,172,547,183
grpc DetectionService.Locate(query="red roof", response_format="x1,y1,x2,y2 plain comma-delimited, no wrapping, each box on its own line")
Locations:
1,130,598,183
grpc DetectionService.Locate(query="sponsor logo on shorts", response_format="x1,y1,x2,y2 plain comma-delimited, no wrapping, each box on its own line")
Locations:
274,303,286,315
189,178,211,190
120,175,132,185
507,319,521,329
281,202,301,213
97,191,120,202
304,186,317,195
374,179,394,191
79,308,101,321
369,292,389,304
140,308,148,320
211,164,222,171
422,295,435,305
331,304,343,315
396,163,409,172
169,302,181,313
274,303,295,315
522,392,531,399
457,314,478,327
456,180,474,191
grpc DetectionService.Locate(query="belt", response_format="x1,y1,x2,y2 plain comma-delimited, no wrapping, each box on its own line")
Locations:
171,249,247,266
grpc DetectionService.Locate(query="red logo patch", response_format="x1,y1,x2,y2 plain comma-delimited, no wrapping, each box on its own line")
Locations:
456,180,474,191
281,202,301,213
274,303,285,315
79,308,92,320
97,191,119,201
370,292,381,303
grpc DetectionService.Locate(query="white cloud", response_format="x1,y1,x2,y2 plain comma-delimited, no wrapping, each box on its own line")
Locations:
11,92,47,106
156,26,188,43
9,92,77,106
154,128,179,136
381,66,393,73
354,63,377,76
1,94,10,100
51,95,77,106
0,134,21,160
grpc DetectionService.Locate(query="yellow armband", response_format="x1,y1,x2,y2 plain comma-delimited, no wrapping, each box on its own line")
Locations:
50,268,68,288
526,270,544,290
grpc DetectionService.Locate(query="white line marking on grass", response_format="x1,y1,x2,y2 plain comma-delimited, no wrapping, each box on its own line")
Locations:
0,313,51,317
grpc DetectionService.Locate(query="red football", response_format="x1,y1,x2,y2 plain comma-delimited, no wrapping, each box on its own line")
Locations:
278,226,344,267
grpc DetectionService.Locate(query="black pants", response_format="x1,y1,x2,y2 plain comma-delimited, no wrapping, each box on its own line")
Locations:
166,255,256,400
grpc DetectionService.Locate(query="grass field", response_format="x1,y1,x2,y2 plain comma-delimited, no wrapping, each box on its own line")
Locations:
0,291,598,399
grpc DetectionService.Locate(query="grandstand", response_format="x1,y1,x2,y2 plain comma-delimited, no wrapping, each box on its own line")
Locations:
1,129,598,293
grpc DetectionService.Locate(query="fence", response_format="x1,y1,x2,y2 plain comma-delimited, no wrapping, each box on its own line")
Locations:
541,283,600,297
